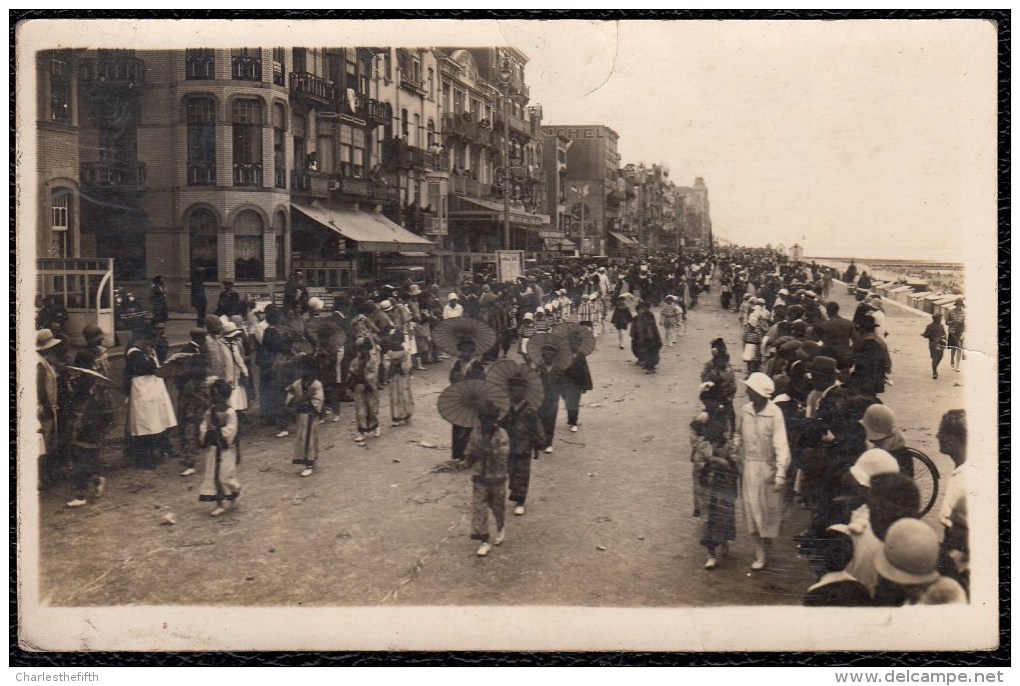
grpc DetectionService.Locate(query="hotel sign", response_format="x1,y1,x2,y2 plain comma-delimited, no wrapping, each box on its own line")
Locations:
541,126,615,140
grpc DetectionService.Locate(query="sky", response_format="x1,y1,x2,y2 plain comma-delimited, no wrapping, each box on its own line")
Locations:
22,18,999,263
497,19,998,262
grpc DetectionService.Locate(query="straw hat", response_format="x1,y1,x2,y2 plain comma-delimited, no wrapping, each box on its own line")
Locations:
743,372,774,398
36,328,61,351
849,448,900,488
874,518,940,586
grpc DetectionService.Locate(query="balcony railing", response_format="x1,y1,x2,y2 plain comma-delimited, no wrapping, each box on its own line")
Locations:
290,72,337,108
80,58,146,89
399,74,426,94
80,161,146,188
274,165,287,189
442,112,495,147
291,169,329,198
450,175,488,199
233,163,263,187
187,161,217,186
382,139,441,170
357,97,389,124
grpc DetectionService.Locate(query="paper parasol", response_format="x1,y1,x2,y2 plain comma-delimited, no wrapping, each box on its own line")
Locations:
437,379,510,428
485,359,544,409
526,333,575,370
154,352,201,379
552,321,597,356
432,317,497,357
64,366,118,388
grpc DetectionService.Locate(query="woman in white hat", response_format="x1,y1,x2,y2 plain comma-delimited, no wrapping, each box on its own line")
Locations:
733,372,791,570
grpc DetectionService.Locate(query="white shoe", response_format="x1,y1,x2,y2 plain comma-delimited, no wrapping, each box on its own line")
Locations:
704,557,717,570
751,558,766,571
276,430,290,438
494,528,506,546
570,425,578,433
354,434,366,442
332,414,341,422
65,498,87,508
210,507,226,517
476,542,491,557
300,468,314,477
180,468,196,477
544,446,554,454
318,418,325,425
93,476,106,498
514,505,526,516
373,427,381,438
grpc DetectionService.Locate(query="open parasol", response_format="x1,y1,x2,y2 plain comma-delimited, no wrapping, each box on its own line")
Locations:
552,321,597,356
154,352,201,379
432,317,497,357
437,379,510,428
64,366,118,388
485,359,544,409
526,333,574,370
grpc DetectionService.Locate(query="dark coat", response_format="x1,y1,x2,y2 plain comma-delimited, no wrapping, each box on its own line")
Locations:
563,353,593,392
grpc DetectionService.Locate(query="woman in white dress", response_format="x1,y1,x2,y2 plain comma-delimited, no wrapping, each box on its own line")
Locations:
124,328,177,469
734,372,791,570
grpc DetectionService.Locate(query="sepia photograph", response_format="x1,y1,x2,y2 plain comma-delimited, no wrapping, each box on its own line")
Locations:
14,15,1002,656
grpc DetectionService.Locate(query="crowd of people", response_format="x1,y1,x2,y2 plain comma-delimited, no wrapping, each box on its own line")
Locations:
687,249,969,606
34,246,969,605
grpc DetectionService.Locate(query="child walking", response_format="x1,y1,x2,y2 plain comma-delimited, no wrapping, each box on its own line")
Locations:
517,312,536,358
611,297,633,350
501,376,546,516
465,400,511,556
661,295,682,347
198,380,241,515
286,362,324,477
349,338,381,442
386,331,415,427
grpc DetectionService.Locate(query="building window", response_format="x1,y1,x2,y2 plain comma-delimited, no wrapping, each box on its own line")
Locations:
273,101,286,188
49,59,71,123
232,98,263,186
442,82,451,112
427,68,434,100
413,113,421,147
189,208,218,282
234,210,264,281
453,89,464,114
293,48,307,75
400,108,409,139
50,188,72,258
185,49,215,80
383,50,392,81
272,48,285,86
186,96,216,185
339,125,365,178
274,210,287,281
427,119,435,148
231,48,262,81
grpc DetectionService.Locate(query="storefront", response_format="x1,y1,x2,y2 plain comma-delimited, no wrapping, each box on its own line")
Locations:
291,201,434,291
608,231,641,258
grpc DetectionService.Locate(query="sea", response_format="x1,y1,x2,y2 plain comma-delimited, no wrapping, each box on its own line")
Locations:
806,256,964,295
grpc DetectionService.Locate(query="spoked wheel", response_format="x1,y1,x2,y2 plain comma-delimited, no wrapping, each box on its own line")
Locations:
900,447,941,518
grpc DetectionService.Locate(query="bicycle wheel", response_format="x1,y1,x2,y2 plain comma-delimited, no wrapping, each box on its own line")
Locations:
902,447,940,518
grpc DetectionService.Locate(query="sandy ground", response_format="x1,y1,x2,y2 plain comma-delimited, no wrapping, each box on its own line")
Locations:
33,278,963,608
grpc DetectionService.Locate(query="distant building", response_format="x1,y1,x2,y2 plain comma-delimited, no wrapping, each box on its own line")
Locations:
675,177,712,249
790,243,804,261
775,243,787,257
540,124,620,256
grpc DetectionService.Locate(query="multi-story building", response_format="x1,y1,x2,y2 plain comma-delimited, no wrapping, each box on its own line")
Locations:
437,47,547,274
538,131,576,254
539,124,620,256
675,177,712,248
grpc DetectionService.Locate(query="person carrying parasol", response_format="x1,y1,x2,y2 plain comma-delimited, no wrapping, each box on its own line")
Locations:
553,322,595,434
465,400,511,557
501,373,546,516
528,334,572,454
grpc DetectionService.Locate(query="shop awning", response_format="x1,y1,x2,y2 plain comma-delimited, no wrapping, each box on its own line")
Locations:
608,231,639,246
449,196,548,228
544,238,577,251
292,202,434,252
398,251,432,258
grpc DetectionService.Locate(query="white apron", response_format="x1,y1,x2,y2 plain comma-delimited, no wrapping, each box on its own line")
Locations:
129,374,178,437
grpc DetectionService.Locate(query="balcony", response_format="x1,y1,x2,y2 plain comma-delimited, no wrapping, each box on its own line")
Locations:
330,170,397,204
80,57,145,91
494,113,533,140
449,175,487,199
290,72,337,109
399,73,426,95
291,169,330,198
382,139,440,170
80,161,146,189
356,97,390,125
442,112,494,147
